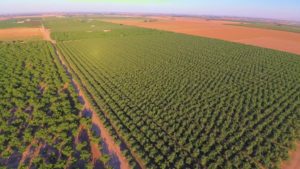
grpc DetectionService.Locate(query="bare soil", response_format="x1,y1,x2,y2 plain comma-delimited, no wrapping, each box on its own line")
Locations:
0,28,44,40
106,17,300,55
0,25,56,42
40,25,56,43
90,141,101,162
281,143,300,169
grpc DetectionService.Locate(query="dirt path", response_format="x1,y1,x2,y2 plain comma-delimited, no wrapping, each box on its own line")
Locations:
27,143,42,168
58,55,103,166
43,27,104,166
281,143,300,169
40,25,56,44
90,141,102,163
72,77,130,169
49,35,130,168
18,140,36,167
105,17,300,55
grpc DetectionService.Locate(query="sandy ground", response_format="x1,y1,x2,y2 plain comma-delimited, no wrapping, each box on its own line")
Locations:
106,17,300,55
281,143,300,169
0,28,44,40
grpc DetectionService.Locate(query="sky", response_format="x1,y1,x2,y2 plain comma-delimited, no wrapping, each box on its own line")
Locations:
0,0,300,21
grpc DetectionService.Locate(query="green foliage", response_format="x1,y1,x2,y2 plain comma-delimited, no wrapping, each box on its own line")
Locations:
0,18,41,29
1,17,299,169
44,17,159,41
55,18,300,169
0,41,83,167
100,154,111,166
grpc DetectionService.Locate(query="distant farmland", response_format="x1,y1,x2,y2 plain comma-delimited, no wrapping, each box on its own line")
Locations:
44,17,300,169
105,17,300,55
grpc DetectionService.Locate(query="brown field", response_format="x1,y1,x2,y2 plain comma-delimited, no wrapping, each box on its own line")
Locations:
0,26,54,41
0,17,7,21
106,17,300,55
0,28,44,40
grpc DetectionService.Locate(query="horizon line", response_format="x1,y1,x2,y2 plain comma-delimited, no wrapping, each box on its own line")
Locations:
1,11,300,23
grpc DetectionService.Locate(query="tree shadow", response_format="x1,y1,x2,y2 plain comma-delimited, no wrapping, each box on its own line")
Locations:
94,159,105,169
107,153,121,169
83,108,92,118
5,152,22,169
78,96,85,105
92,123,121,169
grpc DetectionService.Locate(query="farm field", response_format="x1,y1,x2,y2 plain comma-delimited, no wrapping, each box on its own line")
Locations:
104,16,300,55
227,21,300,34
0,18,53,41
0,18,42,29
45,17,300,169
0,17,132,169
1,1,300,169
0,42,80,168
0,41,117,168
0,28,44,41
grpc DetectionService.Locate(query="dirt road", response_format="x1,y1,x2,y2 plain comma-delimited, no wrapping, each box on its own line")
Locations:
51,38,130,169
40,25,56,43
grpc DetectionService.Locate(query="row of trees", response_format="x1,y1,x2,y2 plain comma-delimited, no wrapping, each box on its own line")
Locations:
44,17,156,42
57,27,300,169
0,41,112,169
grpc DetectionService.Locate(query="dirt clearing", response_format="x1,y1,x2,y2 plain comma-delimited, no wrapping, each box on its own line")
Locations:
106,17,300,55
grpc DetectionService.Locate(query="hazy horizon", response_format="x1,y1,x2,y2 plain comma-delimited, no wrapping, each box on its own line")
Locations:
0,0,300,22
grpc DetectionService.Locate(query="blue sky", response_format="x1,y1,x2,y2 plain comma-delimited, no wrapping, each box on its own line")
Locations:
0,0,300,21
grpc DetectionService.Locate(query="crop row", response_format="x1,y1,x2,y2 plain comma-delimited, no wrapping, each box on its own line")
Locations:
57,30,300,169
0,42,107,169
